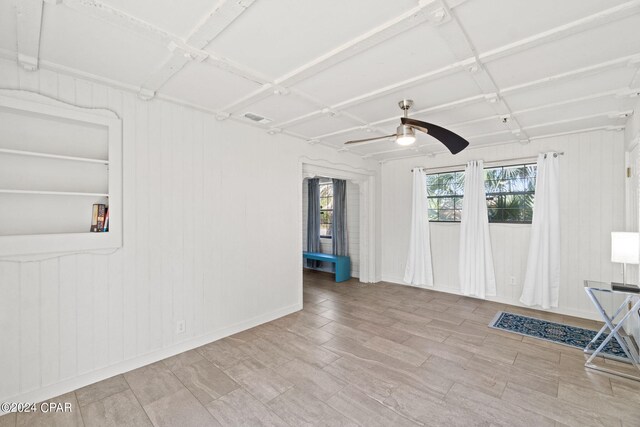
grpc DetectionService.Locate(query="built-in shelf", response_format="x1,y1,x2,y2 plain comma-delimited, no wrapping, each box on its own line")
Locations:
0,189,110,197
0,89,122,257
0,148,109,164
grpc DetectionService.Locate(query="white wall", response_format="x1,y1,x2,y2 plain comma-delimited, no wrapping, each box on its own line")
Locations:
381,130,625,320
624,99,640,339
0,57,377,404
302,178,360,277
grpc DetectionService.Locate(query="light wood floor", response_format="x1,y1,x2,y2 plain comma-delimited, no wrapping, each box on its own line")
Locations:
2,271,640,427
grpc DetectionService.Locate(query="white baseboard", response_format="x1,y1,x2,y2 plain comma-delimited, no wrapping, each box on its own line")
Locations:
0,302,302,412
303,266,360,279
380,275,600,322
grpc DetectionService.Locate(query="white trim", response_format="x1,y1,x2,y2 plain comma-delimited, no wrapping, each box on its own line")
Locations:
300,159,377,283
0,302,301,412
0,90,123,257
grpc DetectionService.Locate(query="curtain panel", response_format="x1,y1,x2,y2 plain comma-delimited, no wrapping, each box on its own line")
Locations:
306,178,321,268
459,160,496,298
404,169,434,287
332,179,348,257
520,153,561,309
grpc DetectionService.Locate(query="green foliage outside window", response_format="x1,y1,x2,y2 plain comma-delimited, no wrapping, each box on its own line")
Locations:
320,182,333,237
426,164,536,224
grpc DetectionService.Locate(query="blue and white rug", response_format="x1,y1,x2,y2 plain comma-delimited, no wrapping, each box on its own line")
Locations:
489,311,629,361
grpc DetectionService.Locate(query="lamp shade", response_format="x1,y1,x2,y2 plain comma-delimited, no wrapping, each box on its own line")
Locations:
611,232,640,264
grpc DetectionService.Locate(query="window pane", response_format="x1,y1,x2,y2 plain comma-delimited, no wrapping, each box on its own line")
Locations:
320,210,333,224
428,164,535,224
503,209,523,222
439,210,456,221
320,184,333,197
439,197,455,210
320,224,332,236
487,207,500,222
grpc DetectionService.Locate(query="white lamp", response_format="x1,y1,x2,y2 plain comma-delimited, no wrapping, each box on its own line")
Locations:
611,232,640,285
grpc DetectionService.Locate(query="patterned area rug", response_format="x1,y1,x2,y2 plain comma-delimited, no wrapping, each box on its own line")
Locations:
490,311,629,360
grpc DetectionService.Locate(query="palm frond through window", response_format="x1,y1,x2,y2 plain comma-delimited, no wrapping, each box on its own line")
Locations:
426,164,536,224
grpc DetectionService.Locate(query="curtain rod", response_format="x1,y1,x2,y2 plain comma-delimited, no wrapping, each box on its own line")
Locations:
411,152,564,172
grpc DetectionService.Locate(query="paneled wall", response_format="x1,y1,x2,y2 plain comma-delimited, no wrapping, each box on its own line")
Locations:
624,99,640,340
301,178,360,277
381,130,625,319
0,58,376,403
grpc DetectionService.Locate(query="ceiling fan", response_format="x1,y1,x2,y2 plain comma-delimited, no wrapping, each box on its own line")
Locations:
344,100,470,155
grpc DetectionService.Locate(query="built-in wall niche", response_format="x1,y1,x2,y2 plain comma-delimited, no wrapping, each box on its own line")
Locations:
0,90,122,257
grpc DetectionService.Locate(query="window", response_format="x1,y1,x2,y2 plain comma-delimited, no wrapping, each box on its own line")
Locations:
426,163,537,224
319,181,333,237
426,170,464,222
485,164,536,223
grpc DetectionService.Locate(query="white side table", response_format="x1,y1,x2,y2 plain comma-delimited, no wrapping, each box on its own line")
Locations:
584,280,640,381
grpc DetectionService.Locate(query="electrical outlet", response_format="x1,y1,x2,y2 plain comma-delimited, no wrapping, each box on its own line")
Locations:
509,276,516,285
176,320,186,334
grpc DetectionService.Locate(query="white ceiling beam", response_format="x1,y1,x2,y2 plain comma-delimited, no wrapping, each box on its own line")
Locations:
140,0,258,99
309,54,640,143
221,0,449,114
274,1,444,87
274,51,640,136
479,0,640,63
408,88,633,130
61,0,196,53
60,0,267,98
502,53,640,95
361,112,630,159
273,3,640,135
374,124,626,163
15,0,44,71
424,2,528,139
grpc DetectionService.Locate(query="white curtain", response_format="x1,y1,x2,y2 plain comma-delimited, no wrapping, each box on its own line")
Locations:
459,160,496,298
404,169,434,287
520,153,561,309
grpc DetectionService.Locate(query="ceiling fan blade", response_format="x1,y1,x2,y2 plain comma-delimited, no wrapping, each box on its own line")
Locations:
401,117,469,154
344,134,396,145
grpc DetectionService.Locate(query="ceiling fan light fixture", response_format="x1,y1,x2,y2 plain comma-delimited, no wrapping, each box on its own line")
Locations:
396,124,416,146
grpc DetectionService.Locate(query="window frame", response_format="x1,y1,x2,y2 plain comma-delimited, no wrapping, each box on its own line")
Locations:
484,163,537,224
426,169,465,223
319,181,333,238
425,163,537,225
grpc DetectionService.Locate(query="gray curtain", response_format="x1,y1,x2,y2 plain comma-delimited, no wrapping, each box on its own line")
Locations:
306,178,321,268
332,179,348,256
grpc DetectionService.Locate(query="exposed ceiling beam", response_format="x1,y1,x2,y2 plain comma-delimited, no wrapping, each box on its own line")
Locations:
501,53,640,94
310,57,640,143
60,0,268,97
218,0,447,115
14,0,44,71
431,1,529,140
479,0,640,63
360,111,630,158
140,0,258,99
374,124,626,163
274,51,640,136
273,0,444,87
266,3,640,134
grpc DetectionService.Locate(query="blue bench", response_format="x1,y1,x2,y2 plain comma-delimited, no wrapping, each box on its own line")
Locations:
303,252,351,283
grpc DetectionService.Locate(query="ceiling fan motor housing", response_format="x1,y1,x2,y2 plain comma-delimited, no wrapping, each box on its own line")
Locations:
396,124,416,145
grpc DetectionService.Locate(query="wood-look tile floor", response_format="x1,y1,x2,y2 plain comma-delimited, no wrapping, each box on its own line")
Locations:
3,271,640,427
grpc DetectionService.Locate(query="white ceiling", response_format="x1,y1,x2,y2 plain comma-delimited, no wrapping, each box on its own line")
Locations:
2,0,639,161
